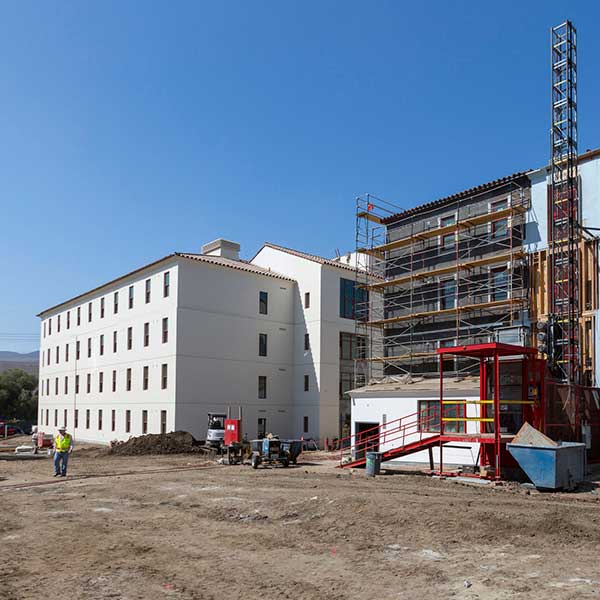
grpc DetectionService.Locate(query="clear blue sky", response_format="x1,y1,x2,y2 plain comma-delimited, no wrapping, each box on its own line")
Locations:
2,1,600,352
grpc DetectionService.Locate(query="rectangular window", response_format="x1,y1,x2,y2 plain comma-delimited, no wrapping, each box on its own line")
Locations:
100,297,105,318
46,379,49,396
145,279,151,303
161,363,168,390
88,302,92,322
86,373,91,394
258,333,267,357
161,410,167,435
112,370,116,392
339,278,369,321
64,376,68,394
440,214,456,250
126,368,132,391
113,331,118,353
99,334,104,356
65,343,69,363
87,337,92,358
127,327,133,350
258,418,267,438
142,410,148,435
75,375,79,395
114,291,119,314
304,292,310,309
143,366,149,390
55,378,58,395
47,348,50,365
67,311,70,329
57,314,61,333
42,352,45,368
74,409,79,429
86,409,90,429
126,410,131,433
45,409,49,426
304,333,310,351
98,409,103,431
491,268,508,302
491,199,509,239
258,376,267,399
76,340,80,360
128,285,134,309
304,375,309,392
144,322,149,347
49,318,52,335
303,416,309,434
77,306,81,326
64,409,68,428
55,346,59,364
162,317,168,343
111,409,116,432
99,371,104,393
259,291,268,315
54,409,58,427
163,271,170,297
440,278,456,310
418,399,465,433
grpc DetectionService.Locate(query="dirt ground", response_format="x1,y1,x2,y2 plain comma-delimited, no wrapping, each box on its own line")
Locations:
2,437,600,599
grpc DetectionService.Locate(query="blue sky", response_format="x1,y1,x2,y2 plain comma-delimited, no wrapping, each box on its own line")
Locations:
2,1,600,352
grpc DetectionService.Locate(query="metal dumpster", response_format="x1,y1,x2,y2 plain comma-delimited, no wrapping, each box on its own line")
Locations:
280,440,302,464
507,441,586,490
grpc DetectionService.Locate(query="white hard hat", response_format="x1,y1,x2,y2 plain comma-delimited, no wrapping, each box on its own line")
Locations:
58,425,66,431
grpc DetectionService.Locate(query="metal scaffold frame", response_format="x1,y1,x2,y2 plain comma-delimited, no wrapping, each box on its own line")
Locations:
549,20,581,384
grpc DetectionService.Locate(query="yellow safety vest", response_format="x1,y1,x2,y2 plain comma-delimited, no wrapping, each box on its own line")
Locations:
55,434,72,452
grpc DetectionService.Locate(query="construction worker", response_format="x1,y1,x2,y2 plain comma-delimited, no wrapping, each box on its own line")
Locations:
53,425,73,477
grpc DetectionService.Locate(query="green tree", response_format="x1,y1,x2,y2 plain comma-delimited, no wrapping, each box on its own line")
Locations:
0,369,38,422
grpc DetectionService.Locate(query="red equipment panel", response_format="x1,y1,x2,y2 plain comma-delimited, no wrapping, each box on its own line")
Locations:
224,419,241,446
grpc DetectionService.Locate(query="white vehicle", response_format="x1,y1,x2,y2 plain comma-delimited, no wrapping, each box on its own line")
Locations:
206,413,227,448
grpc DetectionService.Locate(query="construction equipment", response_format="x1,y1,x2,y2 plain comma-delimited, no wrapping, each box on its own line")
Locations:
250,438,290,469
205,413,227,449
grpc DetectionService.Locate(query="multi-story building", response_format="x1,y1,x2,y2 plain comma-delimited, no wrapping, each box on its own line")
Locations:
37,239,368,444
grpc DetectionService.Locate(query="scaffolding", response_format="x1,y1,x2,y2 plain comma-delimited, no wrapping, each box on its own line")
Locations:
355,180,531,383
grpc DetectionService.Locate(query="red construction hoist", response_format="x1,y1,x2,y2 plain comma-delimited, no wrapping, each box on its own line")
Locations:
548,20,581,385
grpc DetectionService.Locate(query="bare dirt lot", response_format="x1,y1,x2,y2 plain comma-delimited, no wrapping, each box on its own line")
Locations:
2,439,600,599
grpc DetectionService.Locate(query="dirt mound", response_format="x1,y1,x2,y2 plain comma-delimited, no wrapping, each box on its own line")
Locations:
109,431,205,456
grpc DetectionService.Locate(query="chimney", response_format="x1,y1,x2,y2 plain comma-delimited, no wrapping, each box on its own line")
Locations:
201,238,241,261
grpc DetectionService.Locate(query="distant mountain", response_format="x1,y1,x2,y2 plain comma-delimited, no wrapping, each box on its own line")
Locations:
0,351,39,362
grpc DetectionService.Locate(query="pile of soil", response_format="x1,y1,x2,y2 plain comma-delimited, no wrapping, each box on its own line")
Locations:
109,431,205,456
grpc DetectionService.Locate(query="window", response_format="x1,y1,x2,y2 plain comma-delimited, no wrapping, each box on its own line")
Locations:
99,371,104,393
86,409,90,429
304,292,310,309
258,376,267,399
67,311,70,329
491,199,509,239
47,348,50,365
114,291,119,314
145,279,151,303
46,379,49,396
86,373,91,394
144,322,149,347
75,375,79,394
143,366,149,390
126,368,132,391
112,370,116,392
142,410,148,435
45,409,49,426
339,278,369,320
98,409,103,431
87,337,92,358
64,376,68,394
161,410,167,434
76,340,80,360
418,400,465,433
54,409,58,426
161,364,168,390
43,321,46,338
111,409,116,432
57,314,61,333
440,214,456,250
55,378,58,395
258,333,267,357
77,306,81,326
303,416,309,434
491,268,508,302
113,331,118,353
88,302,92,322
304,375,309,392
304,333,310,351
127,327,133,350
65,343,69,362
128,285,134,309
126,410,131,433
440,279,456,310
163,271,170,297
49,318,52,335
162,318,168,343
100,297,105,318
74,409,79,429
64,409,68,428
340,332,365,360
99,334,104,356
258,418,267,438
259,291,268,315
55,346,59,364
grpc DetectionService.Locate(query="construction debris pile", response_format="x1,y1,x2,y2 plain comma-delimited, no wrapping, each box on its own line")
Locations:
109,431,204,456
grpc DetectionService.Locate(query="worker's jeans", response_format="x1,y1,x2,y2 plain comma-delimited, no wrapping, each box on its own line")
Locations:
54,451,69,475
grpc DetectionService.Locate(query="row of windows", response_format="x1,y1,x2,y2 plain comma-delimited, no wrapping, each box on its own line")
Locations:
40,364,168,397
257,374,311,399
42,318,169,367
41,407,168,435
438,269,509,310
257,331,310,358
258,290,311,316
43,272,171,338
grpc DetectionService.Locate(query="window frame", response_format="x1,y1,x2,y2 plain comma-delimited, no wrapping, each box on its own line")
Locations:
259,291,268,315
258,333,268,357
258,375,267,399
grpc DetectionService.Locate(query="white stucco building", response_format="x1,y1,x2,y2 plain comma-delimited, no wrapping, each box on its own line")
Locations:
37,239,365,444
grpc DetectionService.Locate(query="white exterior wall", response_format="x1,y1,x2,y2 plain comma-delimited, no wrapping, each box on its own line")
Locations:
174,258,295,440
351,392,481,467
38,259,179,444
